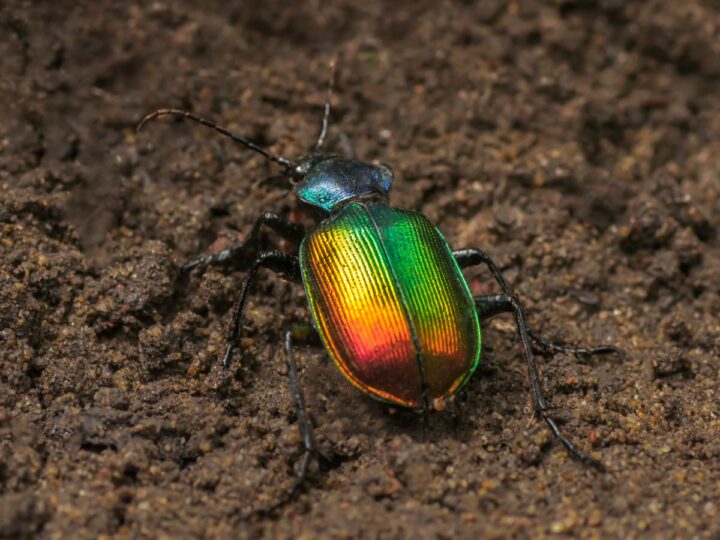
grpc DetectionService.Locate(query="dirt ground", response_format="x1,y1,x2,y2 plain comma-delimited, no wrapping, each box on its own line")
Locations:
1,1,719,538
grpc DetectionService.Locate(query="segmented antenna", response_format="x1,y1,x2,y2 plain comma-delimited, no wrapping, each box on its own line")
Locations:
314,58,337,150
137,108,295,170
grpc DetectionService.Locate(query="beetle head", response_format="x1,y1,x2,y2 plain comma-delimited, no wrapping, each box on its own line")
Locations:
292,155,394,213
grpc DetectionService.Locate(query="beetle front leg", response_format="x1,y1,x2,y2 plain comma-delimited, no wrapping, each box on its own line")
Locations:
454,248,605,471
183,212,305,274
222,250,300,368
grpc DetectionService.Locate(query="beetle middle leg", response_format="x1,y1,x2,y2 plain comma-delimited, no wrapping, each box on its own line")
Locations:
453,247,606,471
242,329,323,519
222,250,301,368
182,213,305,274
474,294,619,357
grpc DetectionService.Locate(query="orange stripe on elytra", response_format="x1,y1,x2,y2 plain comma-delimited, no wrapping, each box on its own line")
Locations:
307,211,417,403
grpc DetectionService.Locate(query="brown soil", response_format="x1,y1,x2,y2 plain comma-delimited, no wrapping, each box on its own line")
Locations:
2,1,719,538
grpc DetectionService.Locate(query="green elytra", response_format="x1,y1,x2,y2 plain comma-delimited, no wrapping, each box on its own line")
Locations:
299,198,482,410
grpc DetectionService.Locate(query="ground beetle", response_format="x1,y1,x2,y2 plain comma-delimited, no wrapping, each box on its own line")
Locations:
138,67,618,517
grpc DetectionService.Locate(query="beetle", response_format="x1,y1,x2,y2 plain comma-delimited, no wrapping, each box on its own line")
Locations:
138,73,618,517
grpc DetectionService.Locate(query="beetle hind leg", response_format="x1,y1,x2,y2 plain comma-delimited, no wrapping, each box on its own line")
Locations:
240,329,323,520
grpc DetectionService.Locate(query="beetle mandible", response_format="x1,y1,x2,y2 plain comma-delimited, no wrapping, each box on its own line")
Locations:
138,65,618,517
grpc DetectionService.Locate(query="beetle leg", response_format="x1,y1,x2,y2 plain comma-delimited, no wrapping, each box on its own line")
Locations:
474,294,619,358
453,248,605,471
222,250,300,368
182,213,305,274
473,292,514,320
243,329,321,519
526,330,620,358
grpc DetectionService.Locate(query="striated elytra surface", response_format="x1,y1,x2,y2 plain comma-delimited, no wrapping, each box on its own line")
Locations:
300,201,481,409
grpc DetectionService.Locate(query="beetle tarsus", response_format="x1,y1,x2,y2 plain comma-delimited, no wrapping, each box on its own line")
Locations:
541,413,605,472
528,330,621,358
474,294,621,359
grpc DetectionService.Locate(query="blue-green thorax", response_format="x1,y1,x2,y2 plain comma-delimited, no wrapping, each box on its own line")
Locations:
293,156,394,213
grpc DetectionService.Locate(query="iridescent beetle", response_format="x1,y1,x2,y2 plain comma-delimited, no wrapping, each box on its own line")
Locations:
138,70,617,516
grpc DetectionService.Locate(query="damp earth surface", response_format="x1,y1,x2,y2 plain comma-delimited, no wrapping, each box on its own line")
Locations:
1,1,720,538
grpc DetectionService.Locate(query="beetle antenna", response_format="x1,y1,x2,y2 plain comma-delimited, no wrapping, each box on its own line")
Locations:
137,108,295,171
314,58,337,150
